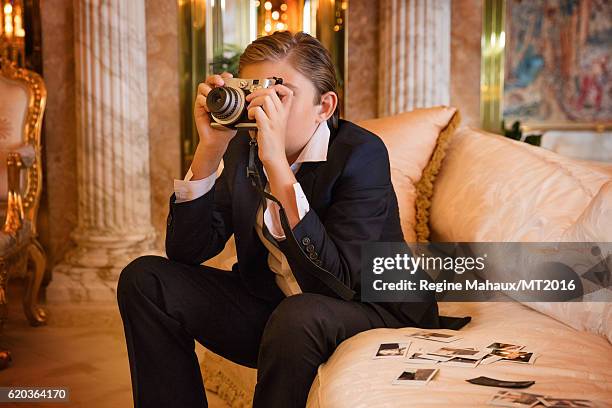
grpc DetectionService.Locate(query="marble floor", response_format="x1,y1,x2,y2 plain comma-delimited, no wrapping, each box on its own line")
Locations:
0,279,229,408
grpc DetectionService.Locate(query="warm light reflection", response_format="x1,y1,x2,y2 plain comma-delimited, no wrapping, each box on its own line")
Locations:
14,6,24,37
259,1,296,36
4,3,13,40
2,0,26,65
4,3,13,38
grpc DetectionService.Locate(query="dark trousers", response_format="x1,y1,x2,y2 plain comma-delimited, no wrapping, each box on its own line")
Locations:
117,255,401,408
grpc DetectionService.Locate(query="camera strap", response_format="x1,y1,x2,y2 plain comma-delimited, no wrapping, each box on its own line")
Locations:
245,137,356,301
246,138,280,207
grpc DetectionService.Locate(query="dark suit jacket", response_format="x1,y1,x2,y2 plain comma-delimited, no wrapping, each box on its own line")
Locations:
166,119,467,329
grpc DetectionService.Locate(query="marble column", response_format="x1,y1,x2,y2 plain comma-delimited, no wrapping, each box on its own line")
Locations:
49,0,159,303
378,0,451,116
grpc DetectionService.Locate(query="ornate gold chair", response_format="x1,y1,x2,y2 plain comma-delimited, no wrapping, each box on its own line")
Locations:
0,58,47,369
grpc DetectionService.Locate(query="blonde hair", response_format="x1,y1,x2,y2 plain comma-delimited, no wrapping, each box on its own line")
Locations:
239,31,340,129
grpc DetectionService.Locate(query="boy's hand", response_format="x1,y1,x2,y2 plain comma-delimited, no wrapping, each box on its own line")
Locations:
194,72,238,148
191,72,237,180
246,84,294,164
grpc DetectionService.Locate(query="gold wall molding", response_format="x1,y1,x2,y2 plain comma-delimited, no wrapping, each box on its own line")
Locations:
480,0,505,133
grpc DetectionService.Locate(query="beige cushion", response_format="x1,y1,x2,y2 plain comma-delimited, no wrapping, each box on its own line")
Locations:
358,106,461,242
0,75,30,201
430,127,612,242
429,126,612,342
0,76,28,144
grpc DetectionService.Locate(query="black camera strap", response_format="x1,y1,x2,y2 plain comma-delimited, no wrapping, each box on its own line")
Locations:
245,137,356,301
246,138,279,207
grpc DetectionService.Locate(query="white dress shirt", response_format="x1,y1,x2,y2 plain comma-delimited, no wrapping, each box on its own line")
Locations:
173,121,330,296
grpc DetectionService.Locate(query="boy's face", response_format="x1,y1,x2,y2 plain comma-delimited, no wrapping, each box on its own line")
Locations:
241,59,326,163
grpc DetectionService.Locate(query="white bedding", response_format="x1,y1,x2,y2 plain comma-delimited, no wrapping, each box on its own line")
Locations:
306,301,612,407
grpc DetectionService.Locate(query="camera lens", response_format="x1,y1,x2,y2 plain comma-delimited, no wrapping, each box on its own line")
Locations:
206,86,246,126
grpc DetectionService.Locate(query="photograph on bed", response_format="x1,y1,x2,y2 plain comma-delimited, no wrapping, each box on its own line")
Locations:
0,0,610,407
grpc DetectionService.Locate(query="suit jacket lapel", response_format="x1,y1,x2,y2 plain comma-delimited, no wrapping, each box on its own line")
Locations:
294,162,318,196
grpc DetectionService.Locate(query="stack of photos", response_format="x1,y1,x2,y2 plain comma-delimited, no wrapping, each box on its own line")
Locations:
371,338,542,388
371,343,440,386
489,391,596,407
481,342,538,365
404,341,538,368
407,346,490,368
392,368,439,386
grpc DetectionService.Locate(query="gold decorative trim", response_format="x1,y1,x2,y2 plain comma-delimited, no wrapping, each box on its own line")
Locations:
520,122,612,133
0,58,46,236
480,0,506,134
414,109,462,242
202,362,253,408
3,152,25,236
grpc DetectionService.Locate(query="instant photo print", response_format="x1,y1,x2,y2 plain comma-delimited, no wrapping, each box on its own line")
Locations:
391,368,439,386
373,343,410,359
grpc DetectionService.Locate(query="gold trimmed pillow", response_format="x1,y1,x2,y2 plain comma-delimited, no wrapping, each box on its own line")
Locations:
357,106,461,243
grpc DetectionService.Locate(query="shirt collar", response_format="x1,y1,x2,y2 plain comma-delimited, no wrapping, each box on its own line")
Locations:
291,120,330,166
262,121,330,177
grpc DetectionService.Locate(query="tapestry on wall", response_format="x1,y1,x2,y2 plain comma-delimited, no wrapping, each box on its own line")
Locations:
503,0,611,124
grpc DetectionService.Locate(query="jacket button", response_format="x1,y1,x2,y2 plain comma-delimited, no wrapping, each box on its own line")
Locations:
301,237,311,246
306,244,315,253
309,251,318,260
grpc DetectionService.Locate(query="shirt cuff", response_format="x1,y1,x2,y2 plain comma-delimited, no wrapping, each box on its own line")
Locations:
264,182,310,240
173,167,217,203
